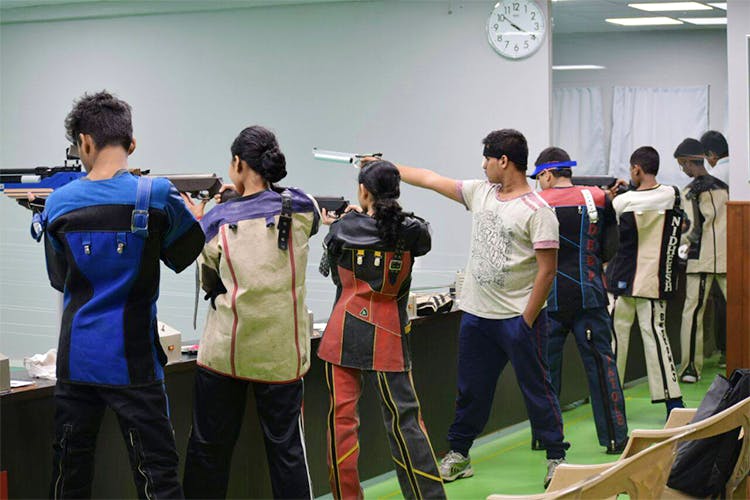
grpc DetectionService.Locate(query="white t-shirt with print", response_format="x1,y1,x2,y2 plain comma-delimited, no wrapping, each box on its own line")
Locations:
458,180,559,320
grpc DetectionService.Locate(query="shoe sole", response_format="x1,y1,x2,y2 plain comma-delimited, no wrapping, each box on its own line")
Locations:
681,376,698,383
441,467,474,482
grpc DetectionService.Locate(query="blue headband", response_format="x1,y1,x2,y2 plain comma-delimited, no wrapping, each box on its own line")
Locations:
529,160,577,179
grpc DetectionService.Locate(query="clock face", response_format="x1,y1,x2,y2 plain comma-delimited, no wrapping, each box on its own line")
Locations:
487,0,546,60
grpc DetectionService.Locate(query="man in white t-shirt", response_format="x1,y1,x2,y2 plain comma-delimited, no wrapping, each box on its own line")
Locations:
384,129,568,488
700,130,730,187
606,146,685,418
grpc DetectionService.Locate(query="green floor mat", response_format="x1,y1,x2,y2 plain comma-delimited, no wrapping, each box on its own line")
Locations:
360,355,723,499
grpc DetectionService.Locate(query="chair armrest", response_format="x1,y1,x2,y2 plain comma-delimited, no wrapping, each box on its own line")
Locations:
546,463,613,491
487,495,549,500
665,408,696,429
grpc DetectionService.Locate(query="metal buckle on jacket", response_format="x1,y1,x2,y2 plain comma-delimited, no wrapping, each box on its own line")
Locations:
131,209,149,235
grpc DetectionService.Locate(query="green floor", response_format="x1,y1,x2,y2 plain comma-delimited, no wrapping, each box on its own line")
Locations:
361,355,723,499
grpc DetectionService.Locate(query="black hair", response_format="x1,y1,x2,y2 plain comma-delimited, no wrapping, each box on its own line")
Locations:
231,126,287,184
482,129,529,172
358,160,406,246
550,169,572,178
534,146,572,177
64,90,133,150
700,130,729,157
674,138,705,167
630,146,659,175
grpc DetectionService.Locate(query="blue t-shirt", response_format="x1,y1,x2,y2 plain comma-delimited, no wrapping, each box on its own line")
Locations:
43,172,204,386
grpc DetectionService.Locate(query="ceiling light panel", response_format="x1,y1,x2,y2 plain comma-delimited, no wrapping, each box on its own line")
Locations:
707,3,727,10
606,17,684,26
679,17,727,24
628,2,712,12
552,65,606,70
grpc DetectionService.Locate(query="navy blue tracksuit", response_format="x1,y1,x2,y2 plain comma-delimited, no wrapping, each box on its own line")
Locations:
539,185,628,450
447,311,569,460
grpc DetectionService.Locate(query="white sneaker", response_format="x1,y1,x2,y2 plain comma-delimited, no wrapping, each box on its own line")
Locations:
438,450,474,482
681,373,698,383
545,458,566,488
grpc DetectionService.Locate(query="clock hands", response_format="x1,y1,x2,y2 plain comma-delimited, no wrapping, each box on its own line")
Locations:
506,19,525,33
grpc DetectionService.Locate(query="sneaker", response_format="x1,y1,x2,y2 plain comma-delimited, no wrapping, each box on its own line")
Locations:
545,458,566,488
439,450,474,482
605,439,628,455
718,352,726,368
681,373,698,383
680,365,699,384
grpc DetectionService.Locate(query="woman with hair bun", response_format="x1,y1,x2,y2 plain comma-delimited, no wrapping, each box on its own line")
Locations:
318,160,446,500
182,125,318,499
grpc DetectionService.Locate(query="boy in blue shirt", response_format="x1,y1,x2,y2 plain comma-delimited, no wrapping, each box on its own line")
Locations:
41,91,204,498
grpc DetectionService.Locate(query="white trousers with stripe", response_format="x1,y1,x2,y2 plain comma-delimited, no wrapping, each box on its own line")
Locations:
679,273,727,377
612,297,682,402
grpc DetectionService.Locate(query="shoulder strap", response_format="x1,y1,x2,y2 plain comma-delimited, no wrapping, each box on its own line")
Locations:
581,189,599,223
277,189,293,250
388,237,406,285
671,185,682,209
131,175,152,238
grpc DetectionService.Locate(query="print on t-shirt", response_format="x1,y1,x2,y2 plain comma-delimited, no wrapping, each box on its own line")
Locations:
471,210,513,287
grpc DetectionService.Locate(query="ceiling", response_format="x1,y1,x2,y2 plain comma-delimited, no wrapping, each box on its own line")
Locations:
0,0,729,33
550,0,727,34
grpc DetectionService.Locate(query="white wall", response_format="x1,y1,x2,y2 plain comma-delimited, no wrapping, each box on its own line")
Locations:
727,0,750,200
553,30,728,168
0,0,552,358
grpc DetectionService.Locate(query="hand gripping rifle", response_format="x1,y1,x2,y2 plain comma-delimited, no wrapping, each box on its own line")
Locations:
571,175,630,195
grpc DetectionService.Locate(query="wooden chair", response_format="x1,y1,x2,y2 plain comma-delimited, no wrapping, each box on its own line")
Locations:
487,396,750,499
487,433,685,499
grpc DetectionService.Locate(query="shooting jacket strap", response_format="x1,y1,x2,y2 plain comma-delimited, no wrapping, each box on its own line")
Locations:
581,189,599,224
277,189,293,250
388,237,406,285
131,175,152,238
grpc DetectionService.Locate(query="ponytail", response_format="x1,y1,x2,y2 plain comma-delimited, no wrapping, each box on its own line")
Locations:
373,198,406,246
358,160,406,246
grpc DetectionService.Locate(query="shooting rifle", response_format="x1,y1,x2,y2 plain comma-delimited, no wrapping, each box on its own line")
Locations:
1,148,351,219
0,147,236,212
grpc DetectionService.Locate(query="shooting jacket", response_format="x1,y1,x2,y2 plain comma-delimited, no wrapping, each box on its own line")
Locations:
606,185,686,300
42,173,204,386
317,212,431,372
197,188,319,383
538,186,617,313
681,175,728,274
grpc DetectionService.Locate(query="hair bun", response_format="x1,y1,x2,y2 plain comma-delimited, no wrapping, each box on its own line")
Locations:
260,147,287,183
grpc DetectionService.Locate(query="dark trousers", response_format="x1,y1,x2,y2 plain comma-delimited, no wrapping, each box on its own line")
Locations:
183,367,311,499
447,311,569,460
50,381,183,499
324,363,446,500
547,307,628,448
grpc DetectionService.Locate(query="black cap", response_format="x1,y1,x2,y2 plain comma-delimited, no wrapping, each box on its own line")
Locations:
674,138,704,158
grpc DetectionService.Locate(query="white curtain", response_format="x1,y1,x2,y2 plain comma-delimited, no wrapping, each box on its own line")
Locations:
552,87,606,175
609,86,709,187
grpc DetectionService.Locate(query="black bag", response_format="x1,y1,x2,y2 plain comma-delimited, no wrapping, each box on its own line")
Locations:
667,369,750,497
